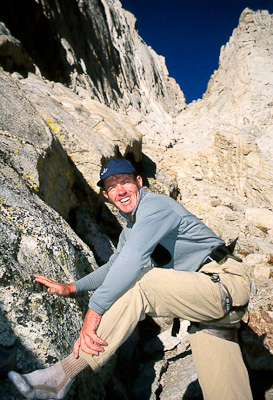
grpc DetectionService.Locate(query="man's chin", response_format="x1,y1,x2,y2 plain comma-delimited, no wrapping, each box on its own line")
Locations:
118,204,134,215
120,207,133,215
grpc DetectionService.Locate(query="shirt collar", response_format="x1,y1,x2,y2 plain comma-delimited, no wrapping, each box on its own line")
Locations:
119,187,146,223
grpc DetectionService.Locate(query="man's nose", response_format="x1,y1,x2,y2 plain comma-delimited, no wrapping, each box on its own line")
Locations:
116,184,126,194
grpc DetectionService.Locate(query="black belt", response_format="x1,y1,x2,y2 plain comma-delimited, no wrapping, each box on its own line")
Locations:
199,238,242,269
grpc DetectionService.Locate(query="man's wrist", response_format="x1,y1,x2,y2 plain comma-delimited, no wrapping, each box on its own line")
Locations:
68,283,76,294
88,308,102,318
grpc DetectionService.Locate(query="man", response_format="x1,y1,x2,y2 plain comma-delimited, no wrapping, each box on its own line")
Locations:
8,158,253,399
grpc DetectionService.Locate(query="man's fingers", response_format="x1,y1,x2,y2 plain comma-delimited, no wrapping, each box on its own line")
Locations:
34,275,55,287
89,333,108,346
47,287,57,294
34,273,48,278
78,340,100,356
73,335,103,357
34,273,51,280
73,338,81,358
33,273,44,278
84,334,106,353
34,274,69,295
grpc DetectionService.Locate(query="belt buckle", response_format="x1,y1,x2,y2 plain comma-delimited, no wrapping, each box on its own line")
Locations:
210,273,220,283
203,255,214,264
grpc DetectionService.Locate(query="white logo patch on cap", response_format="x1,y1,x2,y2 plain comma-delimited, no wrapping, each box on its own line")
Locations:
101,167,108,176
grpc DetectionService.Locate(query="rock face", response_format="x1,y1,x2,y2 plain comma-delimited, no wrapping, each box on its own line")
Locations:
0,1,273,399
0,67,123,399
161,6,273,359
159,11,273,396
162,8,273,206
0,0,185,146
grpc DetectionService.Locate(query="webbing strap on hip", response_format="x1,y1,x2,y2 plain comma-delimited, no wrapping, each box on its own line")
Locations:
190,322,238,343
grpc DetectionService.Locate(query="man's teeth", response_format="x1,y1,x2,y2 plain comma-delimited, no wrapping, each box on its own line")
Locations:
120,197,130,203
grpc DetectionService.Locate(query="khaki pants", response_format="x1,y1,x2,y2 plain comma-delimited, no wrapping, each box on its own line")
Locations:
79,258,253,400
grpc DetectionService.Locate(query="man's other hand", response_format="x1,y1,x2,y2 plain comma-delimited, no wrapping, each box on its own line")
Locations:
34,274,76,296
73,309,107,357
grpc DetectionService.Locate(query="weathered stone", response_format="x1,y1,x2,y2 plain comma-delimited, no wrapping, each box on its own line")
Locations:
245,208,273,235
19,72,142,194
0,67,121,399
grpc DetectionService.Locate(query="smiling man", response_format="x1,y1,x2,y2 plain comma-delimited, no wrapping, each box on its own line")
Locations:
101,171,143,219
9,159,253,400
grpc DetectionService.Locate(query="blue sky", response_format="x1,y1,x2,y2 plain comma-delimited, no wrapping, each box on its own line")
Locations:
120,0,273,103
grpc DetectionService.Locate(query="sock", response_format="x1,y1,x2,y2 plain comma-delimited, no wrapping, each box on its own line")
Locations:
61,354,89,379
8,354,89,399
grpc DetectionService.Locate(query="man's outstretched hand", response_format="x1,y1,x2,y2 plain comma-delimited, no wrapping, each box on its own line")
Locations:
73,309,108,357
34,274,76,296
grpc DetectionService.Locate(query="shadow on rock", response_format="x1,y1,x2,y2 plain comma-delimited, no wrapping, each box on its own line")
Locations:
0,307,46,400
239,321,273,400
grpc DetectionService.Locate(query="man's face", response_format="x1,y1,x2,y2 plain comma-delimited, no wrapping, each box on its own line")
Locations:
103,173,143,219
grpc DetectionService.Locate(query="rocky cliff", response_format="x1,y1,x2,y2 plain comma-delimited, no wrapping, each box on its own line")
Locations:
0,1,272,399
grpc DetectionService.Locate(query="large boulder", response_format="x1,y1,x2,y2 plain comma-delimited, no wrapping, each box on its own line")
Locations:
0,68,120,399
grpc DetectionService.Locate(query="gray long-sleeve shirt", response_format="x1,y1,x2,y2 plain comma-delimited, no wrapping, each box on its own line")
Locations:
74,188,225,314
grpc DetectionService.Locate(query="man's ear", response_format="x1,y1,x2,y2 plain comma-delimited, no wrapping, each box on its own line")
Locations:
136,175,143,189
102,190,109,200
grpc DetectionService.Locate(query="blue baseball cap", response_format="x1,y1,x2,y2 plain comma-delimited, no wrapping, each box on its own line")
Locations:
97,159,136,187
